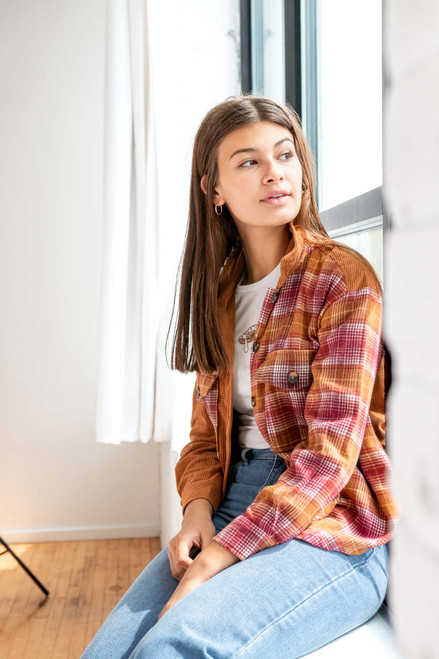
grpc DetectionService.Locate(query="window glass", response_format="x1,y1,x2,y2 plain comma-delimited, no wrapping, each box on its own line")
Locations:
261,0,285,103
329,226,383,283
317,0,382,211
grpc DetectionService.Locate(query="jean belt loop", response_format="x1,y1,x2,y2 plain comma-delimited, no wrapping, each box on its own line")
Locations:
241,447,252,465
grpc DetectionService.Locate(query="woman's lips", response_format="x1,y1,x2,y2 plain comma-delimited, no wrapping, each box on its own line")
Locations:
260,194,291,206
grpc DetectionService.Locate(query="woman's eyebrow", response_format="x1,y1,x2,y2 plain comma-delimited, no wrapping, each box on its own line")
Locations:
229,137,294,160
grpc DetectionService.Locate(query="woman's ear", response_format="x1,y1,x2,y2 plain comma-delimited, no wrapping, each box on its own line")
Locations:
200,174,224,206
200,174,208,196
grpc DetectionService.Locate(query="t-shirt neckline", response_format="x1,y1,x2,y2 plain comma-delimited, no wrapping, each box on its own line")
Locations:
236,261,281,292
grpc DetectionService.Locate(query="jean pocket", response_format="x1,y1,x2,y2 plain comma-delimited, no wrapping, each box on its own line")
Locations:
256,458,286,492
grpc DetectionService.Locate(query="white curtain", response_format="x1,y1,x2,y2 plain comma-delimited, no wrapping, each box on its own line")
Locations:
95,0,160,444
96,0,242,454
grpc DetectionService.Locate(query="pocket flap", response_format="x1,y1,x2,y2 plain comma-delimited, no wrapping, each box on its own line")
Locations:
254,349,318,390
195,371,218,399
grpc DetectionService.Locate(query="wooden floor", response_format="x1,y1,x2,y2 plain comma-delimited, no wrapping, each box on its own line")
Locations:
0,537,161,659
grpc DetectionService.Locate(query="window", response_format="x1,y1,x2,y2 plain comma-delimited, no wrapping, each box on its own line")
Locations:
239,0,384,282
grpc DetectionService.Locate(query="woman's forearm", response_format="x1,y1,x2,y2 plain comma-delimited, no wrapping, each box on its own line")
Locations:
183,498,214,520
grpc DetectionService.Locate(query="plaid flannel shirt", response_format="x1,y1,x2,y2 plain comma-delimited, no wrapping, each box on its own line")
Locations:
175,221,401,561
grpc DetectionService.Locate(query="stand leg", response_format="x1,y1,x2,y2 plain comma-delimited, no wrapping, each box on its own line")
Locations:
0,536,49,597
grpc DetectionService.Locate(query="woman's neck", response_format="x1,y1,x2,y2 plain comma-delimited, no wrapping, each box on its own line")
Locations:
239,223,291,285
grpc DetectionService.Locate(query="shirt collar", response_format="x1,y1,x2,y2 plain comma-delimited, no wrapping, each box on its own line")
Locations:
218,220,312,309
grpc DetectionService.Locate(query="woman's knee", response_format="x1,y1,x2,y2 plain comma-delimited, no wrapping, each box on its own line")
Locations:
81,546,179,659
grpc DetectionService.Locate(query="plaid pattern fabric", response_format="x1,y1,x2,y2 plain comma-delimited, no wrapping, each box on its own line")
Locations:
175,221,401,561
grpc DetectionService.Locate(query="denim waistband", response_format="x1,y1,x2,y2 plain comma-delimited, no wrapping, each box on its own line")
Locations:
238,447,285,464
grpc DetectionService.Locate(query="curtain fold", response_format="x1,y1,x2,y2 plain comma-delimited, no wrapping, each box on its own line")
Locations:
96,0,160,444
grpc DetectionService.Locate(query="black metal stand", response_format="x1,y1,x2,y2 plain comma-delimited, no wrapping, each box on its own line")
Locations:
0,536,49,597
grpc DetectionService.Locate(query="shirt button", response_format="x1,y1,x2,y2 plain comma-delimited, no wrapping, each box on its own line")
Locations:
251,395,256,407
196,385,200,398
271,290,279,303
253,341,260,352
287,371,299,384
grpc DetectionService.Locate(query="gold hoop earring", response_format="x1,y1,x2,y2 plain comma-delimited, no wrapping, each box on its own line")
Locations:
215,204,223,216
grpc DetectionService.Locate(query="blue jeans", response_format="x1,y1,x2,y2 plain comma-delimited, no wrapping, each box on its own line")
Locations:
81,448,389,658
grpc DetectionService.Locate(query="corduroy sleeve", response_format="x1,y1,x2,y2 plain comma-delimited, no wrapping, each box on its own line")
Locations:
212,286,384,560
175,377,223,517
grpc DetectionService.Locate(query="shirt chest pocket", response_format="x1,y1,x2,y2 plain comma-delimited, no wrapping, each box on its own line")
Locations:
254,348,318,391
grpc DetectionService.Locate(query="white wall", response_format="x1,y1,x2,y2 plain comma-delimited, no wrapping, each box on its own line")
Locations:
0,0,160,542
384,1,439,655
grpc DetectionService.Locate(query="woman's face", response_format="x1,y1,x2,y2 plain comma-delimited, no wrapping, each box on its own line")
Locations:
203,120,303,232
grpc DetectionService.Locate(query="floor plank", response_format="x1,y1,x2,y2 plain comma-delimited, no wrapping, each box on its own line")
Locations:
0,537,161,659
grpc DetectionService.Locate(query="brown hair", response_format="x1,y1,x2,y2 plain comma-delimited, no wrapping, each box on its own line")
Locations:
166,94,333,376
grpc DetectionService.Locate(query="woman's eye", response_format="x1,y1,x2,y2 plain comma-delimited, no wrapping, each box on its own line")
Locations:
239,151,294,167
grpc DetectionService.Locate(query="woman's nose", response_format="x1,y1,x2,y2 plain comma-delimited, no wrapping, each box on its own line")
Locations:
263,159,284,182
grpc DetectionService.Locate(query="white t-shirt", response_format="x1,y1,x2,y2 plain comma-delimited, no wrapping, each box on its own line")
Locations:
233,260,281,449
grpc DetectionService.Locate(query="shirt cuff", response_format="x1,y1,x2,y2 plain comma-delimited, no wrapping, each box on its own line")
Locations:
212,514,278,560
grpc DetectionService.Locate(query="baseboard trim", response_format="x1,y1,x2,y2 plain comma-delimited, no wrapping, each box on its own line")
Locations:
0,523,160,544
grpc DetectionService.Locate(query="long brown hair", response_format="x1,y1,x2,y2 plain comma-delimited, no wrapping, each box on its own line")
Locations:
166,94,333,376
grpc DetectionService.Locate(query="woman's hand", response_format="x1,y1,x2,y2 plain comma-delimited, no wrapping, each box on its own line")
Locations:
158,541,239,620
167,499,216,581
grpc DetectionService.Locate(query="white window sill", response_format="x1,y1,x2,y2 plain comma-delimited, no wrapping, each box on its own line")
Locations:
306,603,400,657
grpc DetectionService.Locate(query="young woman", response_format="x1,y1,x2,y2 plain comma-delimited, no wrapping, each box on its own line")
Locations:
82,95,400,658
